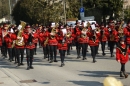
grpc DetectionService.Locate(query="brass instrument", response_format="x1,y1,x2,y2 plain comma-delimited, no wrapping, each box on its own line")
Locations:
44,28,56,46
50,28,56,39
118,21,124,37
66,30,71,38
81,27,87,38
15,21,26,46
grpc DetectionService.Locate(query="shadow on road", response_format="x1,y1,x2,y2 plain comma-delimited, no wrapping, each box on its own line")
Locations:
79,71,120,77
68,80,103,86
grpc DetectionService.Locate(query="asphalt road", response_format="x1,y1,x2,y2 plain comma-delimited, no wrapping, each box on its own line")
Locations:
0,45,130,86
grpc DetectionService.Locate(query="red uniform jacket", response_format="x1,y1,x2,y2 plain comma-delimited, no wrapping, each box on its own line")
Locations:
124,26,130,44
39,31,46,44
56,31,64,42
116,44,129,63
99,27,109,42
87,31,100,46
32,32,39,43
48,38,58,46
41,31,50,47
0,28,2,46
57,42,68,50
106,27,118,42
24,33,37,49
78,37,89,44
66,37,73,44
4,33,16,48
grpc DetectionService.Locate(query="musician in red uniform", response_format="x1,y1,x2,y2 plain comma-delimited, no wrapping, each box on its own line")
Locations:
4,30,16,62
57,38,68,67
66,25,73,55
39,26,50,60
100,23,109,56
107,21,118,57
32,28,38,55
74,22,81,58
24,25,37,70
2,24,9,58
116,37,129,78
87,25,100,63
14,26,25,66
123,19,130,54
78,28,89,60
0,25,3,54
37,25,43,48
48,31,58,63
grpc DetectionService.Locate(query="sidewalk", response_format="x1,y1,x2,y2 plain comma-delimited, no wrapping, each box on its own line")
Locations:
0,67,19,86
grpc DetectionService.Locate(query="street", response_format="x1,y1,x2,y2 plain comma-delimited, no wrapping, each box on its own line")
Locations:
0,45,130,86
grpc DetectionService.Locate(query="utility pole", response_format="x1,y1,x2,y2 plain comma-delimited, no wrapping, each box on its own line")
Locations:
9,0,12,24
81,0,83,7
63,0,66,24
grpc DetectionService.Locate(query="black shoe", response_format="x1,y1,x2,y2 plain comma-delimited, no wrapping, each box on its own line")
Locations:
82,57,87,60
30,66,34,69
86,50,89,52
60,63,64,67
93,60,97,63
49,60,53,63
20,63,24,65
77,56,81,59
10,60,12,62
102,53,106,56
34,52,37,55
67,52,70,55
120,71,124,77
12,59,14,61
111,55,114,57
27,66,30,70
14,62,17,64
54,60,58,62
17,63,20,66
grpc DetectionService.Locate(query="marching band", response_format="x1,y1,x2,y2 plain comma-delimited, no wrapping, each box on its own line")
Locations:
0,19,129,78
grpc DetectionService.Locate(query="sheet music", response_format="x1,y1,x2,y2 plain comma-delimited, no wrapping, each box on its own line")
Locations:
18,25,22,30
91,24,96,30
62,28,67,36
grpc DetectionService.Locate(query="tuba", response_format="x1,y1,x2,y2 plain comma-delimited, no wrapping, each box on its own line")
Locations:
81,27,87,38
15,21,26,46
50,27,56,39
118,21,124,38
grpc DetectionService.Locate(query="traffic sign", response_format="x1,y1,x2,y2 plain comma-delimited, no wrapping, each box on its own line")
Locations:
80,7,84,13
80,12,84,18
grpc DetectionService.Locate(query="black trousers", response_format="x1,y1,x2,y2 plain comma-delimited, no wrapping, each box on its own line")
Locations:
90,46,98,61
121,63,125,72
75,42,81,57
67,43,71,54
43,45,50,58
60,50,66,63
81,43,87,58
34,43,37,53
7,48,12,60
15,48,24,64
101,41,106,54
26,48,34,66
12,47,17,62
49,45,57,61
108,41,115,55
2,42,7,57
